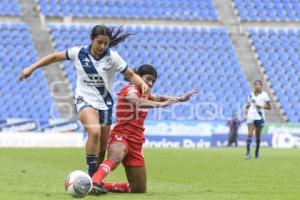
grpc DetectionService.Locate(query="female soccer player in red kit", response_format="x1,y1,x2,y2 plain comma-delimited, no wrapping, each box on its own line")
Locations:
91,64,198,194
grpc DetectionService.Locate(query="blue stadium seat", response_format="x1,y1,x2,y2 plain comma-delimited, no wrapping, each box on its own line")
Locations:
0,0,20,16
233,0,300,22
38,0,218,20
0,23,59,120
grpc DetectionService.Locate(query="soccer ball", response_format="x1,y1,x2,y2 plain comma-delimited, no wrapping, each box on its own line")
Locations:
64,170,92,197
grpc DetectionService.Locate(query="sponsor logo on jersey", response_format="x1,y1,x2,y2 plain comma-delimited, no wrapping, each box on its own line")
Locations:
84,74,105,87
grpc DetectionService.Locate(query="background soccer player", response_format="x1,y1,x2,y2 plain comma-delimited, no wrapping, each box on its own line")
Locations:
227,113,241,147
244,80,271,159
91,64,198,194
18,25,150,178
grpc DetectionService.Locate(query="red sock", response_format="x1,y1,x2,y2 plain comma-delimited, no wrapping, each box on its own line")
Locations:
103,182,131,193
92,159,116,185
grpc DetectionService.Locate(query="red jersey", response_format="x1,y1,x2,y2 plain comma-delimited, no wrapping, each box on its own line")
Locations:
111,84,149,143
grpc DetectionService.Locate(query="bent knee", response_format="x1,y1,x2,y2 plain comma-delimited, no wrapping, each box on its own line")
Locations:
108,152,124,165
108,143,127,163
88,129,101,140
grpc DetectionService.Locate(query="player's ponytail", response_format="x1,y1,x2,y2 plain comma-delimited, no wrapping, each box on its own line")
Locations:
90,25,133,47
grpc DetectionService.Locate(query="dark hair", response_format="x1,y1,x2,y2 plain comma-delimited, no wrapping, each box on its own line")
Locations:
90,25,132,47
136,64,158,80
254,80,263,86
124,64,158,82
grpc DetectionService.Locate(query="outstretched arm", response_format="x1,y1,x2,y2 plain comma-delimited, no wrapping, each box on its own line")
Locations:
151,89,199,102
18,51,67,82
125,93,178,109
123,67,150,95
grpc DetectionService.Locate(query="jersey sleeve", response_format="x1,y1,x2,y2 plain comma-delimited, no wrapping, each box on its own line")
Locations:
112,51,128,73
65,46,81,61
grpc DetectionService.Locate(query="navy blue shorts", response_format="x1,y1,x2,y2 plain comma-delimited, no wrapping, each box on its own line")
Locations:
247,118,265,128
74,97,112,126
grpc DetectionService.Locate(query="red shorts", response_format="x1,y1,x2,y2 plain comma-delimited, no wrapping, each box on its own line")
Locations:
108,134,144,167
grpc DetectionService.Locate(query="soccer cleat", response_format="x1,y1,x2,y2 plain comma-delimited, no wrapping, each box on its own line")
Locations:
245,153,251,160
100,183,108,194
89,183,108,195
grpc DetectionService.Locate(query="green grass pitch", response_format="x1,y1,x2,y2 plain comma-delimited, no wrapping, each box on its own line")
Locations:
1,148,300,200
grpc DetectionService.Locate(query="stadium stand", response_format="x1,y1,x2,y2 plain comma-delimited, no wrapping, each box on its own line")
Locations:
0,23,60,119
48,24,250,120
1,0,296,122
233,0,300,21
0,0,21,16
248,28,300,122
38,0,218,20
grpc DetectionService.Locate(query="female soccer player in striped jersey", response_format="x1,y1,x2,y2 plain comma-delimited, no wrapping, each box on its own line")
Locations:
244,80,271,159
18,25,150,180
91,64,198,194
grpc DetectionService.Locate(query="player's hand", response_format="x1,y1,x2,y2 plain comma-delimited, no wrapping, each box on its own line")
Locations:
141,82,150,95
178,89,199,102
160,99,179,108
18,67,34,82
